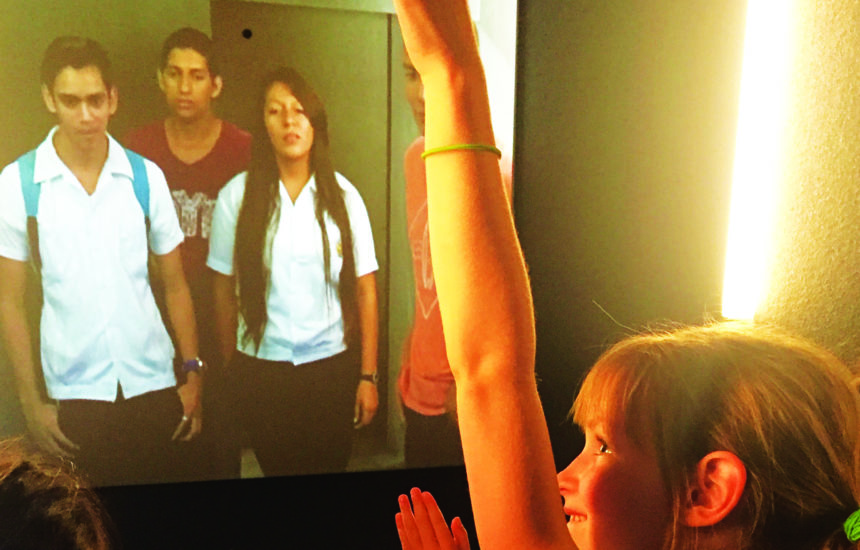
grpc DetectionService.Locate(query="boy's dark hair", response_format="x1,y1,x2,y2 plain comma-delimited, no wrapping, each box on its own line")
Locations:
160,27,219,77
41,36,113,91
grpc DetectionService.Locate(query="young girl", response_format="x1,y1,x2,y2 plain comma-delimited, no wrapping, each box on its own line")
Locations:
391,1,860,549
208,67,379,477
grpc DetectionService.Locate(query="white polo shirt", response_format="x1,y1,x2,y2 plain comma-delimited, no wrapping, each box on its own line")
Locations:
0,127,184,401
207,171,378,364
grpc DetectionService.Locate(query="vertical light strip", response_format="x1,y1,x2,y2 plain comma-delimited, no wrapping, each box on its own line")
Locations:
722,0,794,320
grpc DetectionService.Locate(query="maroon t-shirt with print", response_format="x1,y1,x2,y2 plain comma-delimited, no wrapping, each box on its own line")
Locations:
126,120,251,362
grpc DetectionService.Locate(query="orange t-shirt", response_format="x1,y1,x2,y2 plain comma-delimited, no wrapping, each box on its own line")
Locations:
398,136,513,416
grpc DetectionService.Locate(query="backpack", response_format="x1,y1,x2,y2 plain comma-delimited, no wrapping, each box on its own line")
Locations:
15,147,152,402
17,147,150,270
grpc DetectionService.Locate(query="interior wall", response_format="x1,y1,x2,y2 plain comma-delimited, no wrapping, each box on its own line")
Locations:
757,1,860,362
0,0,210,168
515,0,749,465
476,0,518,153
388,21,419,458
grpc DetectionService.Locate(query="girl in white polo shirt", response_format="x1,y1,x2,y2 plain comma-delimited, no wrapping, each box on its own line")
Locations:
208,67,379,477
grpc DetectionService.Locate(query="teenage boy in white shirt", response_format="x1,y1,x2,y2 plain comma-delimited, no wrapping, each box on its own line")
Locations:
0,36,202,486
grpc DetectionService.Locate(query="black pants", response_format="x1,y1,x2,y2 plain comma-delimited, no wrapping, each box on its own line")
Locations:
227,350,358,477
58,386,186,487
164,274,242,481
404,406,464,469
176,362,242,481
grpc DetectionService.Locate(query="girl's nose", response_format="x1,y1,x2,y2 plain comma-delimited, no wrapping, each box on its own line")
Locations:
556,457,580,492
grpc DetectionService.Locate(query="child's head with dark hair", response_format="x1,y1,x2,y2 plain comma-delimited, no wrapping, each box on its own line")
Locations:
0,438,116,549
41,36,112,91
561,321,860,550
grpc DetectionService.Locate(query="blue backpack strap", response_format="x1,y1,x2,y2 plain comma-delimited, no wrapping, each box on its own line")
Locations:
124,148,150,219
18,150,39,217
17,149,42,269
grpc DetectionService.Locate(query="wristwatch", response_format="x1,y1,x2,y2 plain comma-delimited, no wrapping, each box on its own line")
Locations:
359,372,378,385
182,357,206,375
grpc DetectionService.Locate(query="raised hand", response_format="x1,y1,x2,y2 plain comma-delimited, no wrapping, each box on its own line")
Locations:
396,488,471,550
392,0,481,78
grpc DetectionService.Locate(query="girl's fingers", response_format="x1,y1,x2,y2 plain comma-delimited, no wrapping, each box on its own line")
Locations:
396,512,411,550
451,517,471,550
421,491,455,549
398,493,423,547
410,487,439,548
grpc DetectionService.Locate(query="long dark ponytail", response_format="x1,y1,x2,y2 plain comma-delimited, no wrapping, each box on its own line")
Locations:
234,67,359,352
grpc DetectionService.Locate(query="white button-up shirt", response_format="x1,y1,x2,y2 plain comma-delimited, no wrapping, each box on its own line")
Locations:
0,128,184,401
207,171,378,364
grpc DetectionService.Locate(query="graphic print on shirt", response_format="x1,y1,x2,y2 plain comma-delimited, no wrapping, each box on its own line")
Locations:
408,199,437,319
173,189,216,239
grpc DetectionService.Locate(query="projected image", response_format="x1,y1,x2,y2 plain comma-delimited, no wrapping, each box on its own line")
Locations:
0,0,518,486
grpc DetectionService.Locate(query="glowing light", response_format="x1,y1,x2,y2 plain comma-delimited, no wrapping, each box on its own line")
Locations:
722,0,794,320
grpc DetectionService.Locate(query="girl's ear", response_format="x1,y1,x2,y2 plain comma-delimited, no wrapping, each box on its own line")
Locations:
682,451,747,527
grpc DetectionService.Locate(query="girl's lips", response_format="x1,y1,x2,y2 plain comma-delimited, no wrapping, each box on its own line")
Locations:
564,508,586,523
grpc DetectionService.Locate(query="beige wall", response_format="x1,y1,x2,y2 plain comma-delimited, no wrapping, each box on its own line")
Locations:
757,1,860,362
0,0,210,166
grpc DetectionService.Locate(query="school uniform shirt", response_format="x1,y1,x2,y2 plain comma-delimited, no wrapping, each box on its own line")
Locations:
207,171,378,364
0,127,184,401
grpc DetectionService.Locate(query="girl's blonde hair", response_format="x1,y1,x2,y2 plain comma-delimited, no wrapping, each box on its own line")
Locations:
573,321,860,550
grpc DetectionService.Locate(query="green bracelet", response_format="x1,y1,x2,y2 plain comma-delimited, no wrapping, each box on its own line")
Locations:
421,143,502,160
845,509,860,542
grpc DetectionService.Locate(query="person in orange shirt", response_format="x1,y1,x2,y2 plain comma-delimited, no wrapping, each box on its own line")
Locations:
397,44,512,469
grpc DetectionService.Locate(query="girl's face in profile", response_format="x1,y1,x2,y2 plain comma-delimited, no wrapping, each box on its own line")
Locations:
264,81,314,164
557,421,671,550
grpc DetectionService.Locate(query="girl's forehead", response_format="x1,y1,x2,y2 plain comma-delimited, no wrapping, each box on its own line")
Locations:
574,381,627,427
580,415,623,434
266,82,298,102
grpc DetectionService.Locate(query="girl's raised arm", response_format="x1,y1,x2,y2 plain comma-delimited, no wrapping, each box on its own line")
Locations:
392,1,573,548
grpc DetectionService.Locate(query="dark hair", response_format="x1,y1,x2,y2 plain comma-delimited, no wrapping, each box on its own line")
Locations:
160,27,219,77
234,67,359,351
41,36,112,90
0,438,117,549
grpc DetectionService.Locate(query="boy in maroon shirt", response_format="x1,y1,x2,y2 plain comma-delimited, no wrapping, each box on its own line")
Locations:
126,27,251,480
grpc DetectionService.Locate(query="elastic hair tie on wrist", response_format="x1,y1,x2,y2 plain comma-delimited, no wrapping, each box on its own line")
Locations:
844,509,860,542
421,143,502,160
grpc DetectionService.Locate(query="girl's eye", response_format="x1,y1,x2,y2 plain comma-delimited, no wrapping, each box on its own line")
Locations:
596,439,612,455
